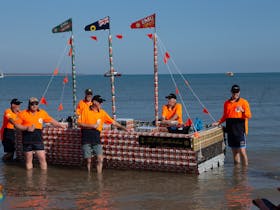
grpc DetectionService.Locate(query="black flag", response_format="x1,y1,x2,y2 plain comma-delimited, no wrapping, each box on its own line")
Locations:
84,16,110,31
52,18,72,33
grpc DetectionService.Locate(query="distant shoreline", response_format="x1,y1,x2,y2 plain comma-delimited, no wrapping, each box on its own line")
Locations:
2,72,279,76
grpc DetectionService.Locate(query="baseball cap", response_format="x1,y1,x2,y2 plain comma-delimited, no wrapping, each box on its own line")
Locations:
85,88,93,95
165,93,177,99
92,95,106,103
10,98,23,105
231,85,240,93
29,97,39,103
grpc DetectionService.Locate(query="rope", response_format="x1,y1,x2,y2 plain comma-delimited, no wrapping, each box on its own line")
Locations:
157,35,216,123
40,42,69,102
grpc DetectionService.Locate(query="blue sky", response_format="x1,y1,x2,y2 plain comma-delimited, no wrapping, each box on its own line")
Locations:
0,0,280,74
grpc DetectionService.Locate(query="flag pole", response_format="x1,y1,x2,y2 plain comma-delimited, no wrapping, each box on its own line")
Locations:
70,30,77,128
153,25,159,127
108,16,117,121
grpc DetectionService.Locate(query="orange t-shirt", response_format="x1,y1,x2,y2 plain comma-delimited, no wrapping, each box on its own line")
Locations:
76,99,92,116
162,103,183,124
78,108,114,132
18,109,53,129
219,97,252,134
2,108,21,129
1,108,21,140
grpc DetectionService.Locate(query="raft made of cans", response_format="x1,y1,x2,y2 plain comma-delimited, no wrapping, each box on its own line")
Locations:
15,118,225,174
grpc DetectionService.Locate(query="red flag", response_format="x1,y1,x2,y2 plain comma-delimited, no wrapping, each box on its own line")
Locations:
163,56,168,64
165,52,170,59
116,34,123,39
130,14,155,29
53,68,59,75
175,87,179,95
147,34,153,39
58,103,63,111
68,37,72,45
63,76,68,84
185,118,192,126
40,97,47,105
203,108,209,114
90,36,97,41
68,48,72,56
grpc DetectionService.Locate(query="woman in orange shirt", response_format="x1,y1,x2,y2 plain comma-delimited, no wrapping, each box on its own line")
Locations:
18,97,66,170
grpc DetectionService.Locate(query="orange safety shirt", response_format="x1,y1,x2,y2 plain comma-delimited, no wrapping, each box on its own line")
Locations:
18,109,53,129
219,97,252,134
2,108,21,129
76,100,92,116
162,103,183,124
78,108,114,132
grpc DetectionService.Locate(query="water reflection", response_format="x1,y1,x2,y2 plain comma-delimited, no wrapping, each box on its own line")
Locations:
225,166,253,210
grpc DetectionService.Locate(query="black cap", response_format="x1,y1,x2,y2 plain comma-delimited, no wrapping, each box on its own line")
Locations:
92,95,106,103
10,98,23,105
165,93,177,99
231,85,240,93
85,88,93,95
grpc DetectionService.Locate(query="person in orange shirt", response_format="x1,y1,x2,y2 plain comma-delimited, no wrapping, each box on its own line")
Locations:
1,98,25,161
76,88,93,117
18,97,66,170
161,93,183,126
78,95,128,173
213,85,252,166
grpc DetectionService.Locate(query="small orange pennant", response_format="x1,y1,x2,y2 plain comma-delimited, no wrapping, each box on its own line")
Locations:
63,76,68,84
185,118,192,126
68,48,72,56
58,103,63,111
90,36,97,41
40,97,47,105
147,34,153,39
116,34,123,39
68,38,72,45
203,108,209,114
53,68,59,75
175,87,179,95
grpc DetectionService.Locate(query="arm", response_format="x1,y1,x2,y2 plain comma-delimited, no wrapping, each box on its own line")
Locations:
112,121,129,132
50,119,67,129
8,118,34,131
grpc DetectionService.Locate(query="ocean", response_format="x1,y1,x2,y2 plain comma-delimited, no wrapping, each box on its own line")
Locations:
0,73,279,209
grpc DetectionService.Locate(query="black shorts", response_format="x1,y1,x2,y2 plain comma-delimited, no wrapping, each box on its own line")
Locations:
2,128,16,153
22,129,44,152
23,143,45,152
81,129,100,145
227,133,246,148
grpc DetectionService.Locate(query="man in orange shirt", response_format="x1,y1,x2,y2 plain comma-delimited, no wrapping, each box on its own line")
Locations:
161,93,183,126
78,95,128,173
213,85,252,166
76,88,93,117
1,98,23,161
18,97,66,170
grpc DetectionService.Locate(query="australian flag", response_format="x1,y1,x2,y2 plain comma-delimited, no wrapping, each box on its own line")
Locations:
84,16,110,31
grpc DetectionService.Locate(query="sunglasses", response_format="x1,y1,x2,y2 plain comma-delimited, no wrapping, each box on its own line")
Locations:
30,102,39,106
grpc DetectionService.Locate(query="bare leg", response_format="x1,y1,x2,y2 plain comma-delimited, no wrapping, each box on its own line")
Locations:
86,158,92,172
24,151,34,170
36,150,47,170
239,148,248,166
96,155,103,174
231,148,241,164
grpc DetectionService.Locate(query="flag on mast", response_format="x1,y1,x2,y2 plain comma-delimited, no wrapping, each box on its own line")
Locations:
52,18,72,33
84,16,110,31
130,14,155,29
